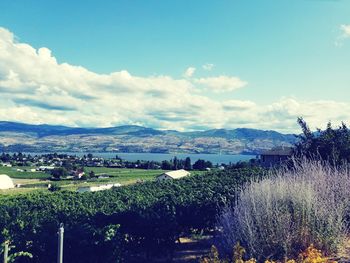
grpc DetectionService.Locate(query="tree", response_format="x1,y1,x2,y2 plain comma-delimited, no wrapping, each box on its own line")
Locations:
173,157,179,170
161,160,172,170
193,159,213,170
89,171,95,178
62,160,73,170
184,157,192,170
51,167,68,179
294,118,350,165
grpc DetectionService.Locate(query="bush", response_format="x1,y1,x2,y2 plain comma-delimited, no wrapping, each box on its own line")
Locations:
217,159,350,260
48,183,61,192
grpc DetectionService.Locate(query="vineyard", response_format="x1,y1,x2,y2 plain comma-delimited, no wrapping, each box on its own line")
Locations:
0,168,264,262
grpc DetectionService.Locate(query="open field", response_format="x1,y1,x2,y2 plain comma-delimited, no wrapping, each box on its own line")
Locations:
0,166,50,179
85,167,165,182
0,167,204,195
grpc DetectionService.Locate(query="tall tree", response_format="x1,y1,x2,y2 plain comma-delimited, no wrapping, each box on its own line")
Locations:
294,118,350,165
184,157,192,170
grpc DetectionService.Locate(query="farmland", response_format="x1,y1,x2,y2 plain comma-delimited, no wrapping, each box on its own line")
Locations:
0,165,178,194
0,167,259,262
0,166,50,179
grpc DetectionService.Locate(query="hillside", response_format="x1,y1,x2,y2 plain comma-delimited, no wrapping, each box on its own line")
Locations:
0,121,296,154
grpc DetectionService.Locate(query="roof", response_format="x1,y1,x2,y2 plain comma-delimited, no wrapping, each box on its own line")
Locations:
0,174,15,190
77,183,121,193
161,169,190,179
261,146,293,156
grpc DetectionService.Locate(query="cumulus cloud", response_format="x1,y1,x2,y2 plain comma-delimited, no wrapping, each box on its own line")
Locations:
0,27,350,133
202,63,214,71
194,75,247,93
335,24,350,46
183,67,196,78
340,24,350,37
222,100,256,110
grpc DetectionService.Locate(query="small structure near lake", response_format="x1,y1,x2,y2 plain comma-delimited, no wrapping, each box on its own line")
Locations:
156,169,190,181
260,146,293,167
77,183,121,193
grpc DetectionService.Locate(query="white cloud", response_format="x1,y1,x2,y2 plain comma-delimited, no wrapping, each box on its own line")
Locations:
194,75,247,93
183,66,196,78
0,27,350,133
335,24,350,46
222,100,256,110
340,24,350,37
202,63,214,71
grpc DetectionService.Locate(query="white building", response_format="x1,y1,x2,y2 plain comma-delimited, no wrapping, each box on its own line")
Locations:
37,166,55,171
77,183,121,193
0,174,15,190
156,169,190,182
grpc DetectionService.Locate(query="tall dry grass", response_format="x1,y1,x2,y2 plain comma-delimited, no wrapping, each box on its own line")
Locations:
218,159,350,260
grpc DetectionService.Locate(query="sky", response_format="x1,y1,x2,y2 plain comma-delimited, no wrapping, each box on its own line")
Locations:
0,0,350,133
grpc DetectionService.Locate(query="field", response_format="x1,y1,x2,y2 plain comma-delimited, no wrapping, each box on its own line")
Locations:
0,166,50,179
85,167,165,183
0,166,203,194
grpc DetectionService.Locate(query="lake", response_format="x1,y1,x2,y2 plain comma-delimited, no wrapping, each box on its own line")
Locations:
22,152,257,164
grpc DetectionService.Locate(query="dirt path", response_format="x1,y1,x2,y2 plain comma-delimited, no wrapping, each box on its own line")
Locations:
171,237,213,262
127,236,213,263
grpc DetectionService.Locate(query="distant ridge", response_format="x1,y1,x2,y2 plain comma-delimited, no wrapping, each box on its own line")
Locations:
0,121,164,137
0,121,296,154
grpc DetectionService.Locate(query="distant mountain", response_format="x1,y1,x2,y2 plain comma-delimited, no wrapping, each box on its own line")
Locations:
0,121,297,154
0,121,164,137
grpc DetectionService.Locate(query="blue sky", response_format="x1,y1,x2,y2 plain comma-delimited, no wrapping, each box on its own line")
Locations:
0,0,350,132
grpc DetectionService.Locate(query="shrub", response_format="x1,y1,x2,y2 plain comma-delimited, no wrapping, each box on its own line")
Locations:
48,183,61,192
217,159,350,260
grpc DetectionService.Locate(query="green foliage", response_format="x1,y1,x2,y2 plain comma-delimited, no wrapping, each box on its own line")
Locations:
51,167,68,179
0,167,264,262
193,159,213,170
48,183,61,192
294,118,350,165
1,241,33,263
88,170,95,178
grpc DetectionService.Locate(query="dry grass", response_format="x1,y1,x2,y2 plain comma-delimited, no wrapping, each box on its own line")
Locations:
217,159,350,260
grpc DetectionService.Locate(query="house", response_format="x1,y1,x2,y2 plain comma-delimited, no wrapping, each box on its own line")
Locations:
156,169,190,182
77,183,121,193
74,170,85,179
37,166,55,171
260,146,293,167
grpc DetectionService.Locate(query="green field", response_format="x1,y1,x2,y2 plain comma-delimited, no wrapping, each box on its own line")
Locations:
0,167,175,194
85,167,165,182
0,166,205,195
0,166,50,179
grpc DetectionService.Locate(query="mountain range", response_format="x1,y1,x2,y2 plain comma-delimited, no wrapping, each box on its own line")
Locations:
0,121,297,154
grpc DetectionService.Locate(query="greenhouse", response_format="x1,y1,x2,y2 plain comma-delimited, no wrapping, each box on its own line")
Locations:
0,174,15,190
